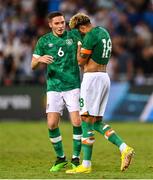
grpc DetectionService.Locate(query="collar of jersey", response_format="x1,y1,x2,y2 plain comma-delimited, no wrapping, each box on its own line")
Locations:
50,31,67,39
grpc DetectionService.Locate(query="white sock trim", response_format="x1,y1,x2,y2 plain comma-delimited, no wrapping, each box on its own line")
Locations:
50,136,62,143
103,124,109,130
73,134,82,140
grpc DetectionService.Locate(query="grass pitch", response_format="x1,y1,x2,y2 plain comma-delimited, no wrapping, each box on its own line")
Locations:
0,121,153,179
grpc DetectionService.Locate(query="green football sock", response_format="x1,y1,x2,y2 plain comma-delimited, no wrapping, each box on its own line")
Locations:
48,128,64,157
94,121,123,147
82,144,93,160
82,121,94,160
73,126,82,158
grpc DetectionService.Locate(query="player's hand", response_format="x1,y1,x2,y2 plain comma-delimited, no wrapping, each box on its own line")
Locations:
38,55,54,64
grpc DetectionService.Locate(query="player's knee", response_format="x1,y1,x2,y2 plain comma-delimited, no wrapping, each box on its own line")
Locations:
47,120,58,129
82,136,95,145
47,113,59,129
71,118,81,126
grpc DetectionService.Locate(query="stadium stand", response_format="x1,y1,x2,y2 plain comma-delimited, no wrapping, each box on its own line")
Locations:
0,0,153,86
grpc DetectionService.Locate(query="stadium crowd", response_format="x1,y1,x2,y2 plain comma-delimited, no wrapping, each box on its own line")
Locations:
0,0,153,86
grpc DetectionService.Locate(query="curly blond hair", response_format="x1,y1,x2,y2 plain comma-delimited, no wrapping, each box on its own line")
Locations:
69,13,91,29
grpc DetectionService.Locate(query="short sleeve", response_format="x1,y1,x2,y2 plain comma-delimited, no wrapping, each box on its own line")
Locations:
33,38,44,56
82,32,95,50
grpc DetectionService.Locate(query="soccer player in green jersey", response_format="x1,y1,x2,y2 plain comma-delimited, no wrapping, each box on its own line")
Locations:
31,12,82,172
66,13,135,174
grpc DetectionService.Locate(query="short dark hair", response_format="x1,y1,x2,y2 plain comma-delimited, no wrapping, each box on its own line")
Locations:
47,11,64,21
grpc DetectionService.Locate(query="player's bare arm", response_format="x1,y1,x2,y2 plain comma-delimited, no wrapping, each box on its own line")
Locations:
31,55,54,69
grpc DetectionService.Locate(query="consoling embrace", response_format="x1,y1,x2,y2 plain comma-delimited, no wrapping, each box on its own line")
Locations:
31,11,134,174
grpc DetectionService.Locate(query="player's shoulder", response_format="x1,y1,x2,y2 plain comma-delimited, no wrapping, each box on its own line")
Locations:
98,27,110,35
68,29,81,37
92,26,108,34
68,29,83,41
69,29,79,35
93,27,110,38
37,32,52,43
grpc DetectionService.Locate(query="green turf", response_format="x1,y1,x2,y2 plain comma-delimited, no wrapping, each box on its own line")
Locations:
0,121,153,179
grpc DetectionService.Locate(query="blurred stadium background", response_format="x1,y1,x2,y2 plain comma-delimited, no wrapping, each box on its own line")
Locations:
0,0,153,121
0,0,153,179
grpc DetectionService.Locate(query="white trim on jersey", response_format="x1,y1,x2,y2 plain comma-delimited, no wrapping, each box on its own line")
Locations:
33,54,40,58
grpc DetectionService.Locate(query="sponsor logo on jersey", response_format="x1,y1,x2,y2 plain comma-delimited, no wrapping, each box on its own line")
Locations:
66,39,73,45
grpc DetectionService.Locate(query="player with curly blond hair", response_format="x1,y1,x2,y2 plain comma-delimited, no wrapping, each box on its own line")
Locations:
66,13,135,174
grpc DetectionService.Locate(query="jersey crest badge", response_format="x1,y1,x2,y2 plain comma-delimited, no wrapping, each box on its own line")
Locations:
66,39,73,45
48,43,53,48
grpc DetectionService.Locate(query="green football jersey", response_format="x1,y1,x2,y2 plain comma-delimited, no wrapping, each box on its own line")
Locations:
82,27,112,65
33,30,82,92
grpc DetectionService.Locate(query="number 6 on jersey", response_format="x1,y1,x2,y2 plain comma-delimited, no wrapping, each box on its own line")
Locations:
58,47,64,57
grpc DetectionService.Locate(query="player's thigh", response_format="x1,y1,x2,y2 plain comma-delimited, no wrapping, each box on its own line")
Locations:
46,91,64,115
80,73,110,116
98,75,110,116
80,74,92,115
63,88,80,112
69,111,81,126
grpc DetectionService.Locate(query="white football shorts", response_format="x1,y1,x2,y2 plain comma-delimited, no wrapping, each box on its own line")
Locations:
80,72,110,116
46,88,80,115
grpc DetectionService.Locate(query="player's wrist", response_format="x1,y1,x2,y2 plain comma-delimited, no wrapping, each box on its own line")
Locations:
37,57,42,63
